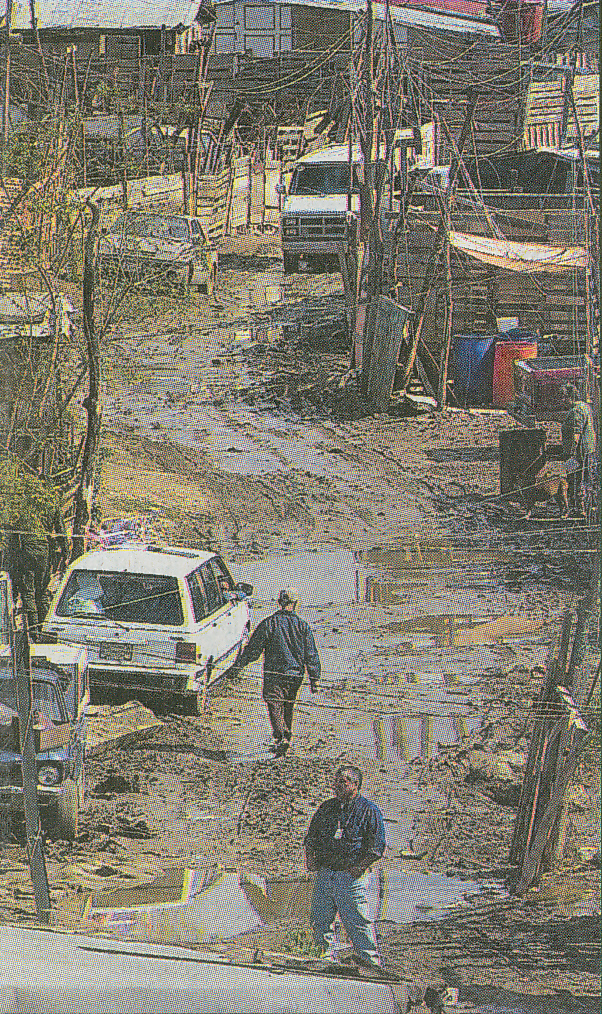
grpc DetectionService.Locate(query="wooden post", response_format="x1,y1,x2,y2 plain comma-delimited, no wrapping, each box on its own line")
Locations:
510,609,573,863
398,89,479,393
160,24,166,103
13,619,51,923
81,119,87,187
27,0,50,103
118,109,127,210
71,45,79,109
437,237,453,409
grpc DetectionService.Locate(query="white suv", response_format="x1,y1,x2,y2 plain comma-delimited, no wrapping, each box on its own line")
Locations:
42,546,252,712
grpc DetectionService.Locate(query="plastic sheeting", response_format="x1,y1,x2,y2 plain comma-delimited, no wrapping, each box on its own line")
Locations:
448,231,587,272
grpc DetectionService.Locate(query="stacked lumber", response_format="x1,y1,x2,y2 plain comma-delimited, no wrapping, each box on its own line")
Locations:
522,75,565,149
566,73,599,142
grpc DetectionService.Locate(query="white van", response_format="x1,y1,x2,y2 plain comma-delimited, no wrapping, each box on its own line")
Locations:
279,127,437,272
42,545,252,713
279,144,362,272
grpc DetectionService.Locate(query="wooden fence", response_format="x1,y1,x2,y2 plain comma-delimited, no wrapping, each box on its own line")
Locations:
510,579,599,895
227,157,282,234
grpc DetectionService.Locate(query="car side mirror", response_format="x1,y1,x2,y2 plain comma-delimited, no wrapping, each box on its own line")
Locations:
234,582,253,597
275,183,286,195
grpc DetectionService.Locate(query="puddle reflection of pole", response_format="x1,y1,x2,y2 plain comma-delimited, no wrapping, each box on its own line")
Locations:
454,716,467,743
392,714,408,762
420,714,433,760
372,717,387,760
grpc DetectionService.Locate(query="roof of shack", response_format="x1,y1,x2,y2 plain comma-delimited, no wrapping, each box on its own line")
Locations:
264,0,500,36
12,0,210,31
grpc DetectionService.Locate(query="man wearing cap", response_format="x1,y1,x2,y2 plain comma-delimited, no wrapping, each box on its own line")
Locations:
233,588,320,756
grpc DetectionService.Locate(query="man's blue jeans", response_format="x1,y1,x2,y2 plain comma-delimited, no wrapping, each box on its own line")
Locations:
310,867,381,965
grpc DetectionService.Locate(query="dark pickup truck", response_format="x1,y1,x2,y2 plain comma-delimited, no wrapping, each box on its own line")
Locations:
0,578,89,840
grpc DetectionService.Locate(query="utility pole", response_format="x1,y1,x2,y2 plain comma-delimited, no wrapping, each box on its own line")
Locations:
2,0,12,149
12,613,51,923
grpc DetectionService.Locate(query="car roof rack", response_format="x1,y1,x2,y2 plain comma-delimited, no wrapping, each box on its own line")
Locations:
145,545,202,558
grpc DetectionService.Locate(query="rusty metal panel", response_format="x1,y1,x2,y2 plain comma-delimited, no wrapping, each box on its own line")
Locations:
365,297,410,413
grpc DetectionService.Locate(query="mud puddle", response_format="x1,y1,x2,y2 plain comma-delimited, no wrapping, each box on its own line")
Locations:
80,862,491,945
230,545,550,694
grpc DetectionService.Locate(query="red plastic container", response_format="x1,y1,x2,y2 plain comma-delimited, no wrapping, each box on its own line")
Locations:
493,339,538,408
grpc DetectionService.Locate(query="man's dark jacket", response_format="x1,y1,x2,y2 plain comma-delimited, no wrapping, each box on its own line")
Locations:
237,609,321,688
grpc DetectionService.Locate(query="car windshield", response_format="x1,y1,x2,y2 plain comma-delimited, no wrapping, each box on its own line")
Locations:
289,163,360,195
112,213,189,240
0,680,64,723
55,570,184,625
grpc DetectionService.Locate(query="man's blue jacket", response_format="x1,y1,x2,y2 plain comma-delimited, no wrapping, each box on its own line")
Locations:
237,608,321,687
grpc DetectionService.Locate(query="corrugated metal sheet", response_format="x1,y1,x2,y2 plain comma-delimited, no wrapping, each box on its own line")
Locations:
12,0,206,31
270,0,500,36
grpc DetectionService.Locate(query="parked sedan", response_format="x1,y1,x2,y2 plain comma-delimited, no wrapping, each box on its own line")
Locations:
99,211,218,293
42,545,252,713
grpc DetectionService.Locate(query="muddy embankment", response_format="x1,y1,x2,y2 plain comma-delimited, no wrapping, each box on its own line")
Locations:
1,234,599,1012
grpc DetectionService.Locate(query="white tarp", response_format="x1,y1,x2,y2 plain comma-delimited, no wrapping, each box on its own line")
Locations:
448,231,587,273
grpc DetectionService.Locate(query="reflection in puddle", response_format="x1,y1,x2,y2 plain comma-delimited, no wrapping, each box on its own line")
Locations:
373,864,485,923
359,545,455,569
82,864,488,944
235,274,282,309
372,713,481,762
339,712,481,764
379,613,544,647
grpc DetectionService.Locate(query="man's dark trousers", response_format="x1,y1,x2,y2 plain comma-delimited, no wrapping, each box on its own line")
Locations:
263,674,303,742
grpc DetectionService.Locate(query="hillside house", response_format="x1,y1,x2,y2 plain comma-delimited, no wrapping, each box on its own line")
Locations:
212,0,499,57
12,0,215,60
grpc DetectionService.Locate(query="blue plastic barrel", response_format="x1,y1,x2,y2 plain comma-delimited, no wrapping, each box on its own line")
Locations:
452,334,496,406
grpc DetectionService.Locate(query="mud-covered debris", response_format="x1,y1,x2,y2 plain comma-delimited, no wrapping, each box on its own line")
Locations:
93,773,139,795
113,816,153,839
92,864,120,877
465,748,525,807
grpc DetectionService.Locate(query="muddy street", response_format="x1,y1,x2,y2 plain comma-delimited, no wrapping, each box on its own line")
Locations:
3,236,600,1012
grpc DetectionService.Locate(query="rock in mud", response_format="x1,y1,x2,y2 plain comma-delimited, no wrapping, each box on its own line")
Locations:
465,748,525,806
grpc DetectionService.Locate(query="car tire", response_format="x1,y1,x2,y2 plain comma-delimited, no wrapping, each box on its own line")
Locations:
179,691,202,716
52,778,79,840
283,252,298,274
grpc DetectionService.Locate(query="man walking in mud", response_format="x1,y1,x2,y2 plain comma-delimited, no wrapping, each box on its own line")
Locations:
304,765,386,970
233,587,320,757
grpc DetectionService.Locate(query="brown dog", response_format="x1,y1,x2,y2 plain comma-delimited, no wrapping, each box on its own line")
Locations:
517,467,569,518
